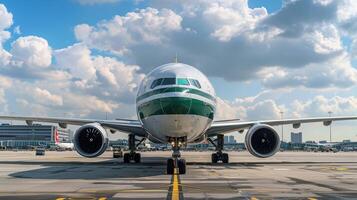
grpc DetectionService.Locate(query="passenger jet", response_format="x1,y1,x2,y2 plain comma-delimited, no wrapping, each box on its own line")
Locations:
1,63,357,174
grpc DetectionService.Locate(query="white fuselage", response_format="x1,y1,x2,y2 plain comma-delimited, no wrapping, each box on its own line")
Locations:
136,63,217,143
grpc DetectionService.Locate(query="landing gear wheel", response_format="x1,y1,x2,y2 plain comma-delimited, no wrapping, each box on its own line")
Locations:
178,159,186,174
222,153,229,163
167,158,175,175
134,153,141,163
123,153,130,163
211,153,218,163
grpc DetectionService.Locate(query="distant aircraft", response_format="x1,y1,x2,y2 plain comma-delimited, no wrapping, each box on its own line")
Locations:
55,142,74,150
1,63,357,174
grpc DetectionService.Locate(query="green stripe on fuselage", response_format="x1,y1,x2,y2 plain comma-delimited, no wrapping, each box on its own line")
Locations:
136,87,215,102
137,97,215,119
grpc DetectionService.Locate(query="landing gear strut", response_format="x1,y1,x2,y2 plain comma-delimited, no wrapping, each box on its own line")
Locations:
123,134,145,163
208,134,229,163
167,138,186,175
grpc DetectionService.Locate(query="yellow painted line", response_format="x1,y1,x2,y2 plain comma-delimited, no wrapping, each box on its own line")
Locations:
98,197,107,200
251,197,259,200
308,198,318,200
336,167,348,171
172,168,179,200
56,198,65,200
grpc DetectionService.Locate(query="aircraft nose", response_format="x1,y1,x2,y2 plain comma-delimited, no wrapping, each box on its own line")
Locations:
160,97,192,114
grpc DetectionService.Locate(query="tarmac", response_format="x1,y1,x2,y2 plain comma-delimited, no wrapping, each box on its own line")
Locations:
0,150,357,199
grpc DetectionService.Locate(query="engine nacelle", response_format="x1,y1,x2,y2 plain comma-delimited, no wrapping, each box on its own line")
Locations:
73,123,109,158
245,124,281,158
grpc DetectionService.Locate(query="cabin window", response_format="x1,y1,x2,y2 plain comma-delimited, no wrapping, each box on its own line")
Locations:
161,78,176,85
150,78,163,89
177,78,190,86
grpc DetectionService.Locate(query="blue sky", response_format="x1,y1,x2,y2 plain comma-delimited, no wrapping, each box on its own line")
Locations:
0,0,356,142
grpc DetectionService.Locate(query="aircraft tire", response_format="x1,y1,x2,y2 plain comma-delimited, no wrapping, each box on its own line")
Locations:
211,153,218,163
134,153,141,163
222,153,229,163
167,158,174,175
178,159,186,174
123,153,130,163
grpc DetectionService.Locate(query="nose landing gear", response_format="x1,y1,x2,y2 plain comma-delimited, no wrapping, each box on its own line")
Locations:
167,137,186,175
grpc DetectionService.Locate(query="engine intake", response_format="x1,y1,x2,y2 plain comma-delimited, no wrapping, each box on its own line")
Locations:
73,123,109,158
245,124,280,158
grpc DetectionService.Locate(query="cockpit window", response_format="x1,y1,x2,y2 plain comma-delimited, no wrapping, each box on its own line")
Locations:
150,78,163,89
150,78,201,89
161,78,176,85
189,79,201,88
194,80,201,88
177,78,190,85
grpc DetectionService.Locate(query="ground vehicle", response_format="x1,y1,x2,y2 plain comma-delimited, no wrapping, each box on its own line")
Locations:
112,146,123,158
35,147,45,156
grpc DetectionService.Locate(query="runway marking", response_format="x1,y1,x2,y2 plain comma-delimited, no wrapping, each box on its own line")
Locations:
167,167,184,200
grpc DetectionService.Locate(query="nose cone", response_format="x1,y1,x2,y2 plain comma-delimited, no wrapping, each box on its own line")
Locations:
160,93,192,115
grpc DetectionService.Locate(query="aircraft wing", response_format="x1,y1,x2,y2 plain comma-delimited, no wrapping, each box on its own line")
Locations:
206,116,357,137
0,115,147,137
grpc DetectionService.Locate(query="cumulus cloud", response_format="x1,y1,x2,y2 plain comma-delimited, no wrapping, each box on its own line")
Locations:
10,36,52,68
55,43,95,79
73,0,350,89
0,4,12,66
55,43,144,103
292,95,357,117
74,7,182,54
259,54,357,89
33,87,63,106
215,94,284,121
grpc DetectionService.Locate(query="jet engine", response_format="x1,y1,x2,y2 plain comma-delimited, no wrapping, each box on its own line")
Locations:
73,123,109,158
245,124,280,158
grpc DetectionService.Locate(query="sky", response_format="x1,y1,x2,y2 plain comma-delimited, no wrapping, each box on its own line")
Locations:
0,0,357,142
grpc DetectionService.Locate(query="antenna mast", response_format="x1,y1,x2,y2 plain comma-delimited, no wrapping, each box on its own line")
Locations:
175,53,178,63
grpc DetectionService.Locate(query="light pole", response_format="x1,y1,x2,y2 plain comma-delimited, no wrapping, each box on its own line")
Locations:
328,111,332,142
280,111,284,142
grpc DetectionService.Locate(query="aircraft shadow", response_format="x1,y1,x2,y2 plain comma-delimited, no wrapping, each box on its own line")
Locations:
6,158,357,180
7,157,167,180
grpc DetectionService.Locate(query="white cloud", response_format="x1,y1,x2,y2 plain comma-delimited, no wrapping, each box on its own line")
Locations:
0,4,13,32
306,24,342,54
202,0,268,41
10,36,52,68
55,43,95,79
0,4,12,66
259,54,357,89
74,7,182,54
292,95,357,117
215,97,245,120
33,87,63,106
215,94,284,121
13,26,20,35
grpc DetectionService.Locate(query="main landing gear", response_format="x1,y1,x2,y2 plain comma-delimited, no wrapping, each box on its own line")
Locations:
208,134,229,163
167,138,186,175
123,134,145,163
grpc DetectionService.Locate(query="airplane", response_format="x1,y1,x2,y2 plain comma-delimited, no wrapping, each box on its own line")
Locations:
55,142,74,151
1,62,357,174
54,128,74,150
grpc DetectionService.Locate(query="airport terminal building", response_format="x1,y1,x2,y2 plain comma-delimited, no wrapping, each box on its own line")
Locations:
0,124,72,149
